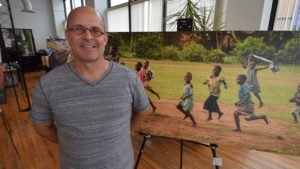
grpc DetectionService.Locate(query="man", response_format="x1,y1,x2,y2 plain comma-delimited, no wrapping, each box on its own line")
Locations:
30,6,149,169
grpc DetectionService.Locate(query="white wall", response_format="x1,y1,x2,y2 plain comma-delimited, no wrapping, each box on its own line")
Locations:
51,0,66,39
223,0,266,30
94,0,108,31
9,0,56,50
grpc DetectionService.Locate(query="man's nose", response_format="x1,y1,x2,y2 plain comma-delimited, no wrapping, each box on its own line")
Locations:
82,29,94,39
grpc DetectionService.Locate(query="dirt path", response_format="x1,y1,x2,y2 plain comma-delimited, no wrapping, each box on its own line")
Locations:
136,99,300,156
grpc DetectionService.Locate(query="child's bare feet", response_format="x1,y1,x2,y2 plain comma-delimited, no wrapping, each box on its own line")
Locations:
259,102,263,108
206,117,212,121
218,112,223,120
232,128,241,132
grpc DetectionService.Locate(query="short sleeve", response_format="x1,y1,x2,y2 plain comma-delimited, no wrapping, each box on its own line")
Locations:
133,75,150,112
189,85,193,95
29,81,53,124
242,85,250,95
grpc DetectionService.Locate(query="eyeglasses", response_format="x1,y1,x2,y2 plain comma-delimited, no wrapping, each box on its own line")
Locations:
67,25,105,37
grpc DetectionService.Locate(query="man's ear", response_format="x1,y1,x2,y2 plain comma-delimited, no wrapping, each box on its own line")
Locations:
65,29,70,42
103,33,109,45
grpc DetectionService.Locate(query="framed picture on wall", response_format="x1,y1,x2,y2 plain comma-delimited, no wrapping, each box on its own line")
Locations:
1,28,36,62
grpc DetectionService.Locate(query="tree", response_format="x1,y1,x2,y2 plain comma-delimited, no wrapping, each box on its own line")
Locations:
181,43,208,62
135,33,163,60
277,32,300,64
230,36,276,63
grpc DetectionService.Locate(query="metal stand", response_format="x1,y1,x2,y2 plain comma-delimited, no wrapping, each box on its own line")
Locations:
0,108,18,154
135,132,219,169
0,0,32,112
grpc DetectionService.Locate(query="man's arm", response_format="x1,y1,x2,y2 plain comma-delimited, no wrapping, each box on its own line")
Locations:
32,121,58,143
131,108,150,129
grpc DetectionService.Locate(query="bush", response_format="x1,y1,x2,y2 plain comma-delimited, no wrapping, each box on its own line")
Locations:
134,33,163,60
161,45,180,60
277,37,300,65
180,43,208,62
230,37,276,63
204,49,225,63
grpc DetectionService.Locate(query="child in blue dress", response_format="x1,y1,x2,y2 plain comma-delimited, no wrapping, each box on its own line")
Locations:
176,72,197,126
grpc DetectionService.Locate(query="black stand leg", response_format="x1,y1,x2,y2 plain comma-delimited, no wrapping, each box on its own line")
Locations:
137,132,221,169
134,134,150,169
19,68,31,112
0,108,18,154
180,140,183,169
210,144,219,169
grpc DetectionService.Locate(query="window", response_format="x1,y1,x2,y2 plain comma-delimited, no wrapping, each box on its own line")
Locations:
110,0,129,7
166,0,216,31
64,0,86,19
107,0,217,32
273,0,300,30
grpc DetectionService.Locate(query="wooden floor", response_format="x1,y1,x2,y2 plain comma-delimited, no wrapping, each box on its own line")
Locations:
1,70,300,169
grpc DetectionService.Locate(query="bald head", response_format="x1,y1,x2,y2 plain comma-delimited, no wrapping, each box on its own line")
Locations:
67,6,106,33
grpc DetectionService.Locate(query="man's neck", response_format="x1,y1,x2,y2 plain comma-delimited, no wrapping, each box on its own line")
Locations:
72,58,110,83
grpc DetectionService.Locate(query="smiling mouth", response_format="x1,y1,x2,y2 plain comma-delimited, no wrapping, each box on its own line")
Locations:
80,45,96,48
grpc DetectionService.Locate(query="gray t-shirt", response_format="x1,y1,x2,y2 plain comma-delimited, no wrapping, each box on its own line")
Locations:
30,61,149,169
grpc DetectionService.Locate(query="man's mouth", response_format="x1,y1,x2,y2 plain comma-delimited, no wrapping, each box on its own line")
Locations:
80,45,96,48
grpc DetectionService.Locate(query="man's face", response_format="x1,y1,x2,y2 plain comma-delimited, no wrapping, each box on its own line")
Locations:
297,84,300,92
65,8,108,63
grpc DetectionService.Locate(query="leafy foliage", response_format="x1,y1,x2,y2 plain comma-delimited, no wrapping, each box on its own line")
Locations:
166,0,225,31
230,37,276,63
134,33,163,60
180,43,208,62
204,49,225,63
277,34,300,64
161,45,180,60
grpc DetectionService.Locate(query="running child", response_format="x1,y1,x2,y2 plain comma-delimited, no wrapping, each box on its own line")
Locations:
289,84,300,123
137,61,158,112
246,55,270,108
203,65,227,120
141,60,160,99
233,74,268,132
176,72,197,126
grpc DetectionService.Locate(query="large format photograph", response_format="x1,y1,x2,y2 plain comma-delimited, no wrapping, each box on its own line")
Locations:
106,31,300,157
